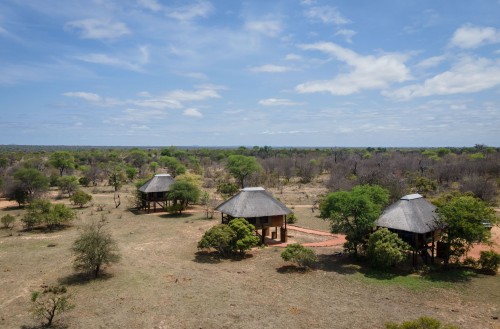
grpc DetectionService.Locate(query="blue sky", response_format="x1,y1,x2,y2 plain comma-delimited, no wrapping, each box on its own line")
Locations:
1,0,499,147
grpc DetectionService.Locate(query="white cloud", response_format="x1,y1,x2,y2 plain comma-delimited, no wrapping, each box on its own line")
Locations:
75,45,149,72
450,24,500,49
335,29,356,43
63,91,102,103
65,18,130,40
285,54,302,61
384,56,500,100
245,19,283,37
251,64,293,73
305,6,349,25
138,0,162,12
166,0,213,21
164,89,220,102
296,42,411,95
416,55,447,69
183,108,203,117
179,72,208,80
259,98,304,106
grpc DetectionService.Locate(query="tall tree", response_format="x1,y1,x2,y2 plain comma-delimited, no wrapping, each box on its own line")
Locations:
320,185,389,256
226,155,261,188
167,180,201,213
438,195,496,266
49,151,75,176
12,168,49,202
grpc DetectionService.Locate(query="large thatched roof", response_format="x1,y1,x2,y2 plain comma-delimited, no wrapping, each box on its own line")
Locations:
215,187,292,218
375,194,438,234
139,174,175,193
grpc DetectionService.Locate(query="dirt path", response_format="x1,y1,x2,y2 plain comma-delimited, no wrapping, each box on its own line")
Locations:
272,225,346,248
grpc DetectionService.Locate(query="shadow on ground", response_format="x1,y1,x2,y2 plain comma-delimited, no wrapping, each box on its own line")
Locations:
193,251,254,264
58,272,113,286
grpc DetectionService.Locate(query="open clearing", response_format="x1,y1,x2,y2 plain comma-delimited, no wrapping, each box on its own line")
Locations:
0,189,499,329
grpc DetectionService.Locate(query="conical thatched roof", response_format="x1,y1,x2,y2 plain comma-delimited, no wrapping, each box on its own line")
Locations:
216,187,292,218
139,174,175,193
375,194,438,234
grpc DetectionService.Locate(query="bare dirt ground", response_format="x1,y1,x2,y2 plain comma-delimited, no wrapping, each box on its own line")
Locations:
0,190,499,329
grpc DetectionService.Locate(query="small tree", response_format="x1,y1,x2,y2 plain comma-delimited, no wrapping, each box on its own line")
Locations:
70,190,93,208
30,285,74,328
72,221,120,278
22,200,75,230
1,214,15,229
198,224,236,257
367,228,409,268
167,180,201,214
281,243,318,269
12,167,49,202
56,175,79,196
49,151,75,176
479,250,500,275
228,218,260,254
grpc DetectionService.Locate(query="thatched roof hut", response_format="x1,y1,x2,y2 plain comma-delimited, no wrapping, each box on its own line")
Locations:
138,174,175,213
139,174,175,193
376,194,440,265
216,187,292,243
376,194,438,234
216,187,292,218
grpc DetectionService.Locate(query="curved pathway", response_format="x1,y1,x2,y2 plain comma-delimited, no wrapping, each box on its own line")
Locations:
270,225,346,248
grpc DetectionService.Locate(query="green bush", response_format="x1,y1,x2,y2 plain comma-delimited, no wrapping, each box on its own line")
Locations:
31,285,74,328
386,316,458,329
281,243,317,269
70,190,93,208
22,200,75,230
1,214,15,229
286,213,298,224
479,250,500,275
198,218,259,256
367,228,409,268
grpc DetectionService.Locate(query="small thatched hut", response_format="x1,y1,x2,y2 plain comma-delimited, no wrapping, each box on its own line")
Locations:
215,187,292,244
138,174,175,213
376,193,440,264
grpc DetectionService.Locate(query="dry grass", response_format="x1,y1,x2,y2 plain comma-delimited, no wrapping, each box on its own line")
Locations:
0,187,499,329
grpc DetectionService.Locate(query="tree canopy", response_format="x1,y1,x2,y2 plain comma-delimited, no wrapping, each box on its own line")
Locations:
226,155,261,188
437,195,496,265
49,151,75,176
320,185,389,256
167,180,201,213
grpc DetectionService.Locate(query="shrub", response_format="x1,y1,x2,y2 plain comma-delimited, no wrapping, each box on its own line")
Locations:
70,190,93,208
1,214,15,229
281,243,318,269
386,316,458,329
56,175,79,196
479,250,500,275
30,285,74,328
198,218,259,256
367,228,409,268
72,220,121,278
462,256,477,268
286,213,298,224
198,224,236,256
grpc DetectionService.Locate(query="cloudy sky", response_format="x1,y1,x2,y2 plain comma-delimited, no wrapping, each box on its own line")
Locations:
1,0,499,147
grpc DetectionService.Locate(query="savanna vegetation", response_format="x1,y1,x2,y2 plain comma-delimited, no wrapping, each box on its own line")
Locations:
0,145,498,328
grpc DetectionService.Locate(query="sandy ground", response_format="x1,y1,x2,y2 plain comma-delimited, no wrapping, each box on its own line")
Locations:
0,192,499,329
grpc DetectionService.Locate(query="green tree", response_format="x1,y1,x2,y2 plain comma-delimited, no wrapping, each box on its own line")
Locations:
198,224,236,256
57,175,79,196
70,190,93,208
281,243,318,269
72,221,121,278
159,156,186,177
30,285,74,328
320,185,389,256
216,181,239,198
227,218,260,254
167,180,201,214
108,167,127,192
367,228,409,268
1,214,15,229
49,151,75,176
22,200,75,230
226,155,261,188
13,167,49,202
437,195,496,266
479,250,500,275
198,218,259,256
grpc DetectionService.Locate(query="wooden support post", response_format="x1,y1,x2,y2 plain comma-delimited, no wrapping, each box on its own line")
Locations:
261,224,265,245
431,233,435,264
